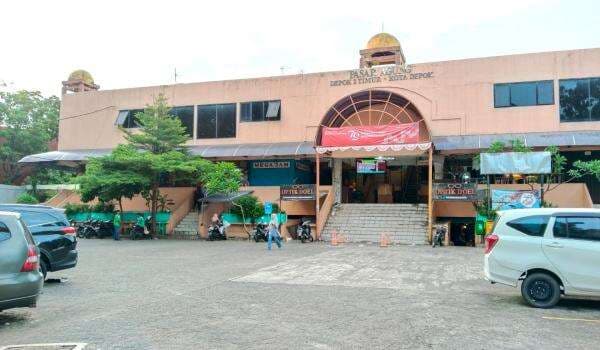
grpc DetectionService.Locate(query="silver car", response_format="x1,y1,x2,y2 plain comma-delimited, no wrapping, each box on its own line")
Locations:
0,211,44,312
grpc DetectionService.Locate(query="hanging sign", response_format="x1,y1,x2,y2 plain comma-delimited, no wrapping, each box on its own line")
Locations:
321,122,419,147
280,184,316,201
480,152,551,174
433,182,478,201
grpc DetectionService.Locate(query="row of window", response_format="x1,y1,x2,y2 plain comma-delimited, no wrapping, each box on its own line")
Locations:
116,100,281,139
493,77,600,122
507,215,600,242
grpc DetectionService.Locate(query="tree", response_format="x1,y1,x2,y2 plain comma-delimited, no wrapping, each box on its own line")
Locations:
121,94,200,235
75,145,150,213
200,162,242,195
123,94,189,154
0,91,60,184
76,94,242,236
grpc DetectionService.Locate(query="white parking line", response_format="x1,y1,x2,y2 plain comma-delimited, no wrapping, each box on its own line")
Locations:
542,316,600,324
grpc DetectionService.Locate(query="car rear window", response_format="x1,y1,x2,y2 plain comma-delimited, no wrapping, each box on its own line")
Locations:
19,211,65,227
506,215,550,236
19,219,35,245
0,221,11,242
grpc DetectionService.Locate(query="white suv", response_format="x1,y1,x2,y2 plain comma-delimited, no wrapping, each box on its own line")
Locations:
484,208,600,308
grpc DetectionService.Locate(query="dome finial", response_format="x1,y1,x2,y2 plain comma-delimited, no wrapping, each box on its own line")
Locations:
62,69,99,94
360,32,406,68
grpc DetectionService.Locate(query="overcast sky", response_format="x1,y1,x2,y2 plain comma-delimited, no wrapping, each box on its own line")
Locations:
1,0,599,97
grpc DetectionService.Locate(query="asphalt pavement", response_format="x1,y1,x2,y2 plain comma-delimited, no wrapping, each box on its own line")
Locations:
1,239,599,349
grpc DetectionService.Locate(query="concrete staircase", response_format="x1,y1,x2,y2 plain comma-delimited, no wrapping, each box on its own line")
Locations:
173,211,199,238
321,203,429,244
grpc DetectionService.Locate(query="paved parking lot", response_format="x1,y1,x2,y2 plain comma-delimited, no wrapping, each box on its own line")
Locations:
1,239,599,349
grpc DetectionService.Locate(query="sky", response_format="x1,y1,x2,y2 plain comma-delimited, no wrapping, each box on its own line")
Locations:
1,0,599,97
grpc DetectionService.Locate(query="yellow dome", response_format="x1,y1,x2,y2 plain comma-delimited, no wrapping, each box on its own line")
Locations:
68,69,94,85
366,32,400,50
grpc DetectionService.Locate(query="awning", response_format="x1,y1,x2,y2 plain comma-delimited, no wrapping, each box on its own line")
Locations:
189,141,315,158
199,191,253,203
18,149,111,164
18,142,316,164
315,142,431,154
433,131,600,151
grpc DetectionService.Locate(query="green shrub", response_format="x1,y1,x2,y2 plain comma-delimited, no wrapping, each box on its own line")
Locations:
64,203,91,216
16,193,39,204
231,195,263,222
92,202,115,213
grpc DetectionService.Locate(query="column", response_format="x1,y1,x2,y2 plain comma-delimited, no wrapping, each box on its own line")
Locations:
332,158,342,204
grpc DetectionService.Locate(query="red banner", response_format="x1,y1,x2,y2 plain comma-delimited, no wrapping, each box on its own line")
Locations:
320,122,420,147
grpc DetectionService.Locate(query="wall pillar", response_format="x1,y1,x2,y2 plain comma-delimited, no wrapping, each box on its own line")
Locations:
332,158,342,204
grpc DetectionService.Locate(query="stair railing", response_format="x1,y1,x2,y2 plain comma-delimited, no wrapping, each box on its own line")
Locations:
316,188,334,239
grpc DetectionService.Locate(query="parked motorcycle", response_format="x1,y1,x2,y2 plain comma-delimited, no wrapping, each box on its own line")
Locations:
297,219,313,243
80,219,113,239
208,222,227,241
130,216,153,240
432,226,446,248
253,222,268,242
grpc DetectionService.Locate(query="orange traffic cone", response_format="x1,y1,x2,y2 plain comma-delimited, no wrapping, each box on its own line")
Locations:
380,233,390,247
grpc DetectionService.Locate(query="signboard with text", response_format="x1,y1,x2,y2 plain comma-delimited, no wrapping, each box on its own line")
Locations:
252,161,290,169
433,182,478,201
280,184,316,201
321,122,419,147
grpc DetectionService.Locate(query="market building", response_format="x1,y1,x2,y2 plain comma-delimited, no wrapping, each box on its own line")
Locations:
22,33,600,244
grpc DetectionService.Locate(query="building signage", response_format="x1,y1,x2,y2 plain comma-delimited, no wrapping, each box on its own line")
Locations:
330,65,434,87
280,184,316,201
492,189,541,210
433,182,478,201
321,122,419,147
480,152,551,175
252,161,290,169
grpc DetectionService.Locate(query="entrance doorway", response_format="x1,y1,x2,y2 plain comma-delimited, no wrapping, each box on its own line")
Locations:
341,156,428,204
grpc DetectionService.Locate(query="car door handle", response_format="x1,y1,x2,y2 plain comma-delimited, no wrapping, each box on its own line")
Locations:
545,242,563,248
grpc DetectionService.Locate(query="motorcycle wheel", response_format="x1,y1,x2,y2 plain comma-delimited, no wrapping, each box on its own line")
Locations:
301,235,307,243
254,235,260,243
309,235,314,242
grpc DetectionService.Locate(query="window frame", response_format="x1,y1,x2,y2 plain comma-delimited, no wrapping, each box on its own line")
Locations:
552,215,600,242
240,100,281,122
506,215,550,237
196,103,237,139
169,105,195,138
559,77,600,123
0,221,11,242
493,80,554,108
115,109,144,129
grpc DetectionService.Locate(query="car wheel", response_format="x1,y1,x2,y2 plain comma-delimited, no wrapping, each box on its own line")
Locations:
39,259,48,281
521,273,561,308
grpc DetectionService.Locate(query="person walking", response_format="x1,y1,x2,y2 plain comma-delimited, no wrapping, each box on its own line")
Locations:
113,210,121,241
267,213,282,250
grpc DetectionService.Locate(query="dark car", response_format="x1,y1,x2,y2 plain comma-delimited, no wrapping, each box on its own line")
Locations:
0,211,44,312
0,204,78,279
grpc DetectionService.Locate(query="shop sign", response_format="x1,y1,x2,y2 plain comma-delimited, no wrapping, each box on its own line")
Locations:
280,184,316,201
321,122,419,147
433,182,478,201
252,161,290,169
330,65,434,87
492,189,541,210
